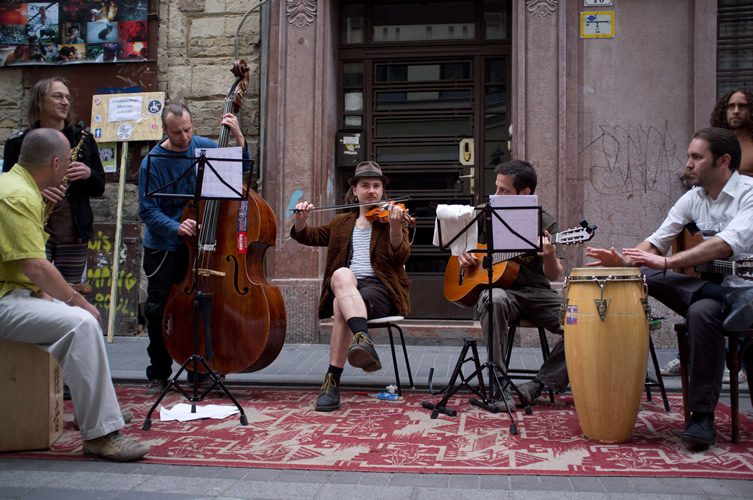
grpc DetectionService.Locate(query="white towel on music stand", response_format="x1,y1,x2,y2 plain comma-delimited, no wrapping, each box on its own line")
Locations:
433,204,477,256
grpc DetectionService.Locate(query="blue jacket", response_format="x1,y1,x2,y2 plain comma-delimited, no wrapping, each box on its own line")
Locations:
138,135,250,251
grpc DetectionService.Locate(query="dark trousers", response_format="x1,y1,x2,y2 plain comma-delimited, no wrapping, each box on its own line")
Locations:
143,245,188,381
477,286,568,391
643,267,725,413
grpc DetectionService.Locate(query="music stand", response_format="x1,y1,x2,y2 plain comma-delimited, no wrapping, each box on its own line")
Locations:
422,198,542,434
141,149,251,429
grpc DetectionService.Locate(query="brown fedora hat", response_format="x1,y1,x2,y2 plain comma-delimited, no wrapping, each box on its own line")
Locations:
348,161,389,186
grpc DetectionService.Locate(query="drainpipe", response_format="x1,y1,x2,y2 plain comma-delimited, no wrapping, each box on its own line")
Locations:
234,0,270,197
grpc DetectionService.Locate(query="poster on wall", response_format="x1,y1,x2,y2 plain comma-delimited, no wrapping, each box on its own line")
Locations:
91,91,164,143
0,1,147,66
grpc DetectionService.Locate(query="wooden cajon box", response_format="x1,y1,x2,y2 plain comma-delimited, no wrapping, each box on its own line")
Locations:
0,340,64,451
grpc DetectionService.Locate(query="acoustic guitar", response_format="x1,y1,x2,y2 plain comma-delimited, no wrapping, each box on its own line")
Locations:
671,223,753,280
443,222,597,307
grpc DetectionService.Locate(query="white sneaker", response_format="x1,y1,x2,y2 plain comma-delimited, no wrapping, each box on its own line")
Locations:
722,368,748,384
661,358,681,376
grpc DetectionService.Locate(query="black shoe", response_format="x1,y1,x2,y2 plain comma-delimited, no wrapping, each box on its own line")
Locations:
146,378,168,394
63,384,72,401
315,373,341,412
347,332,382,372
723,287,753,332
681,412,716,452
517,380,544,407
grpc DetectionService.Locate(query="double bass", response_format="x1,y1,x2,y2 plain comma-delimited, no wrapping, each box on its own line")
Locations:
163,60,286,374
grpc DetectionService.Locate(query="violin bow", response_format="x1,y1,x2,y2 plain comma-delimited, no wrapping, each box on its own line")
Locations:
289,196,411,213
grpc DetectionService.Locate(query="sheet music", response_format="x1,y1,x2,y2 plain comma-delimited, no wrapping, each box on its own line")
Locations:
198,146,243,199
489,194,540,252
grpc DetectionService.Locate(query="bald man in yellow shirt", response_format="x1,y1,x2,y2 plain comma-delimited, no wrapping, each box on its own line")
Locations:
0,128,148,462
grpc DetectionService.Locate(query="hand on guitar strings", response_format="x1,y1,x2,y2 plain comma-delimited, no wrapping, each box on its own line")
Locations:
457,251,479,269
537,230,556,258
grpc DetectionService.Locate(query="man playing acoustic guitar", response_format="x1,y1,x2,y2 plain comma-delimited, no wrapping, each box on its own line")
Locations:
586,127,753,452
457,160,568,408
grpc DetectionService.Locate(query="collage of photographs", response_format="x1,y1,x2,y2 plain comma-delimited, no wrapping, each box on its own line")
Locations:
0,1,148,66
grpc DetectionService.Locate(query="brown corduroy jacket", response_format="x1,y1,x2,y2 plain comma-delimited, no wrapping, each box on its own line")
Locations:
290,211,411,319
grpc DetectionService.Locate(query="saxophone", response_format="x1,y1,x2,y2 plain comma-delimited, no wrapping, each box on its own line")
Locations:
43,129,89,224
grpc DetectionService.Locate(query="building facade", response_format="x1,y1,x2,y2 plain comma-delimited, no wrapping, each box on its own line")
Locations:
0,1,750,346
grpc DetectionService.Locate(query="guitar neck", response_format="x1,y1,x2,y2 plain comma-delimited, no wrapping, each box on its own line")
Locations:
694,259,733,276
491,251,523,265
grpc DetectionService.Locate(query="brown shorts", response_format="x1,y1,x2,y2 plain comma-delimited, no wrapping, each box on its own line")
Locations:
357,276,398,319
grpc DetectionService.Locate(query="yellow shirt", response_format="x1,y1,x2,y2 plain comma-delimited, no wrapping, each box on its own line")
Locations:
0,165,47,297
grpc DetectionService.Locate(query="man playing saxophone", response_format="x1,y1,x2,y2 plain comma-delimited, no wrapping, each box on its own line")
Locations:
3,77,105,293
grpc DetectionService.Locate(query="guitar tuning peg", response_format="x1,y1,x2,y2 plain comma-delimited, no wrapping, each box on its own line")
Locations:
579,220,588,228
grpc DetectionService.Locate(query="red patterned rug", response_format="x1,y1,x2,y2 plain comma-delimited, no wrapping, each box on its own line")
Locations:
6,385,753,478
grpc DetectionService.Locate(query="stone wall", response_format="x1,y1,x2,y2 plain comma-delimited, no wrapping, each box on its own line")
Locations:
0,71,24,164
157,0,262,147
0,1,265,337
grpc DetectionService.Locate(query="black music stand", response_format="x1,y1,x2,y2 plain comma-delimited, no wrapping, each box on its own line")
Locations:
422,199,542,434
141,149,251,429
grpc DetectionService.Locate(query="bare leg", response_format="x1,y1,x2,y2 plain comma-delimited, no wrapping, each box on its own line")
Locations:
316,268,369,412
330,267,367,319
330,267,381,372
330,268,369,367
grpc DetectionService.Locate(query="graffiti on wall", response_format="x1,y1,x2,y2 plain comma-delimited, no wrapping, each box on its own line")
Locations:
582,121,683,199
86,223,141,335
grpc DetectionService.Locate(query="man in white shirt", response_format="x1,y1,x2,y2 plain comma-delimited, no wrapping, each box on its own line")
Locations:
587,127,753,452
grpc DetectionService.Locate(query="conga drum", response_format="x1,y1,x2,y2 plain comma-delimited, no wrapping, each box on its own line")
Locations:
563,267,649,443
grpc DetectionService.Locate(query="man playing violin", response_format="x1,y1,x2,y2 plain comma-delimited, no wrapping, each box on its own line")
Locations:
291,161,411,411
457,160,567,408
586,127,753,452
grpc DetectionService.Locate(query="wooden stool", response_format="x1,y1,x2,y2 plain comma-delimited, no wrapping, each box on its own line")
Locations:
367,316,414,396
505,320,556,402
0,340,64,451
675,323,753,442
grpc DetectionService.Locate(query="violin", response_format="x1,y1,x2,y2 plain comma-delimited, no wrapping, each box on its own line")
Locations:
365,201,416,227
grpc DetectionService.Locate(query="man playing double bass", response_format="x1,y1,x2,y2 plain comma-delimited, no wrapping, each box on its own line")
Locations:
291,161,411,411
586,127,753,452
137,103,248,393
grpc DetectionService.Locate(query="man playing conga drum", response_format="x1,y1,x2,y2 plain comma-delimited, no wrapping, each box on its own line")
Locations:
586,127,753,452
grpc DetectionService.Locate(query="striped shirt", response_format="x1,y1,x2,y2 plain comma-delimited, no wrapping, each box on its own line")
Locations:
350,225,375,278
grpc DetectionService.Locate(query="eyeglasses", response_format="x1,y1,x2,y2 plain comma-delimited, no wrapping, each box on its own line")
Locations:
48,92,72,102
